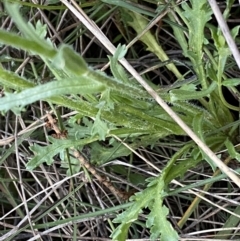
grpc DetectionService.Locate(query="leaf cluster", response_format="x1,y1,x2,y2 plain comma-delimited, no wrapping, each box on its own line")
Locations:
1,0,240,240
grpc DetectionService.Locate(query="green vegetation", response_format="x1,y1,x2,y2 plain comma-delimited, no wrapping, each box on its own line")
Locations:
1,0,240,240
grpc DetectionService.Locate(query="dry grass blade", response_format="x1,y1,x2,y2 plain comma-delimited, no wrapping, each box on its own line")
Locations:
0,112,51,146
208,0,240,69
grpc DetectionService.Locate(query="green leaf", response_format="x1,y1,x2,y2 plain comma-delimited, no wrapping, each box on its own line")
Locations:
231,26,240,39
123,10,182,79
111,92,153,110
111,189,153,241
5,3,46,44
148,203,178,241
165,156,202,184
179,83,196,91
172,101,217,128
91,110,110,141
33,20,48,40
222,78,240,86
192,113,204,140
192,115,218,171
60,150,81,176
180,0,211,89
67,117,93,139
181,0,212,57
208,24,231,81
225,139,240,162
147,177,178,241
0,77,105,112
27,136,98,170
223,0,235,19
0,66,35,90
111,222,132,241
0,29,56,59
90,141,131,165
87,68,150,100
100,89,115,110
4,3,56,58
169,82,217,102
108,44,130,84
52,45,88,77
112,171,178,241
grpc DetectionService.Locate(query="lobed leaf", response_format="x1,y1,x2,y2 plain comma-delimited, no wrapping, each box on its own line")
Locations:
91,110,109,141
181,0,212,57
108,44,130,84
27,136,99,170
111,189,154,240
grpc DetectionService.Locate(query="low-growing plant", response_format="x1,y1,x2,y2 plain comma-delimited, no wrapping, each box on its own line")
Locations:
1,0,240,240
